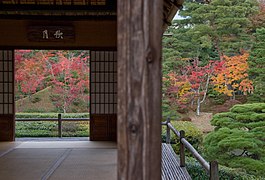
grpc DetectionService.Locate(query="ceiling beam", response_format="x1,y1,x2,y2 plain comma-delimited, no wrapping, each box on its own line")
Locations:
0,4,116,11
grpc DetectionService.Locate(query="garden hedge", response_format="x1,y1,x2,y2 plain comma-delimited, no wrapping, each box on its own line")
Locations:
162,120,203,154
204,103,265,177
16,113,89,118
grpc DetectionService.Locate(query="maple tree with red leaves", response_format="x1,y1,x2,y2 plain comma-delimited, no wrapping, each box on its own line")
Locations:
165,59,223,115
48,51,89,113
15,50,89,113
15,50,46,98
164,54,253,116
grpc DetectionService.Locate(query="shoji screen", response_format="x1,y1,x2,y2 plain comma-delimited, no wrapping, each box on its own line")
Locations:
90,51,117,114
90,51,117,141
0,50,14,141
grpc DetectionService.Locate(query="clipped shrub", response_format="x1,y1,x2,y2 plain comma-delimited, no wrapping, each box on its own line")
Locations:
16,121,58,137
62,122,89,137
30,96,41,103
230,103,265,114
186,157,263,180
162,120,203,154
16,113,89,118
15,113,90,137
204,103,265,177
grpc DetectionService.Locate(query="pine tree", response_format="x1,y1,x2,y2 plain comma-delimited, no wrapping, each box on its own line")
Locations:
248,28,265,102
178,0,258,59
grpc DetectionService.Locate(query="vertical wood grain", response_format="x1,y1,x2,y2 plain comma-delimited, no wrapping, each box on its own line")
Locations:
210,161,219,180
117,0,163,179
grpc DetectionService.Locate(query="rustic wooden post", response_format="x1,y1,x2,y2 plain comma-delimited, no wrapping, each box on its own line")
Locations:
210,161,219,180
117,0,163,179
179,130,185,167
166,117,171,144
58,113,62,138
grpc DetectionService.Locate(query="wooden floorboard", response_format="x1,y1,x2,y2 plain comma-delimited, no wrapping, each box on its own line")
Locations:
162,143,192,180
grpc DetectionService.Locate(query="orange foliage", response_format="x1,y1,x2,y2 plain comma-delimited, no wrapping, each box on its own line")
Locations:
167,72,191,98
211,53,253,96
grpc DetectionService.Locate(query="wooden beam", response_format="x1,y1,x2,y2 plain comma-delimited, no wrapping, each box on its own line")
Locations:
117,0,163,179
0,4,116,11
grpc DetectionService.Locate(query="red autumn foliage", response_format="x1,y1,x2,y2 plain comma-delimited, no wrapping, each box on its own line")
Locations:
15,50,89,113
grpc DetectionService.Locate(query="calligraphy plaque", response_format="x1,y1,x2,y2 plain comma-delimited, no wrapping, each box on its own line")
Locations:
27,26,75,42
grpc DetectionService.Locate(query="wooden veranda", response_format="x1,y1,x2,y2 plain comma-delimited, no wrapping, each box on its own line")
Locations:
0,122,218,180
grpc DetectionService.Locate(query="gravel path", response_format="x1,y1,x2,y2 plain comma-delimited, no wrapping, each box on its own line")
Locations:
188,111,215,133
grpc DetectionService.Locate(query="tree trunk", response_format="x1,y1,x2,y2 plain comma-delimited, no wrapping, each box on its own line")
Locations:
233,90,236,100
196,96,200,116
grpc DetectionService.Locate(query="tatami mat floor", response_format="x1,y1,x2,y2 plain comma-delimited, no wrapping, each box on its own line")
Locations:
0,140,117,180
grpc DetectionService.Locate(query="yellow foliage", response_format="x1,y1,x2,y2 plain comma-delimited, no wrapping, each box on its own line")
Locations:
211,52,253,96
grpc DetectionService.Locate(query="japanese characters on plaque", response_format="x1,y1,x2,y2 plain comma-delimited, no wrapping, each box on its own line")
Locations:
27,26,75,42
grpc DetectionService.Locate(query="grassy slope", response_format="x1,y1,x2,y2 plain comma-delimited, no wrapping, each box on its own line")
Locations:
15,87,90,137
16,87,57,113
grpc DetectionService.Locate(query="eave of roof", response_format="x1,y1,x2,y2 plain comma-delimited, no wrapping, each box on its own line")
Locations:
163,0,184,30
0,0,184,25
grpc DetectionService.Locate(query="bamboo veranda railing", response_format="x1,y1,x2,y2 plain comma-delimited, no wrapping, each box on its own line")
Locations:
161,118,219,180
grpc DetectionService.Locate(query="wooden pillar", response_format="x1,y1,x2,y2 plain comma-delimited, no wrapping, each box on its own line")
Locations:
117,0,163,179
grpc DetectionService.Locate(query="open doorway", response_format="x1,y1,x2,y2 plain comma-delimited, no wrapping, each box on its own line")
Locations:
12,49,117,141
0,49,117,141
14,50,90,139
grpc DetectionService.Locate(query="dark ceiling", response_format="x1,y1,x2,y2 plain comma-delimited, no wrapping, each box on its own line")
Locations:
0,0,183,25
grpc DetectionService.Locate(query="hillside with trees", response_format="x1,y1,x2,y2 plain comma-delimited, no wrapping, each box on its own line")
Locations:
15,50,89,113
162,0,265,178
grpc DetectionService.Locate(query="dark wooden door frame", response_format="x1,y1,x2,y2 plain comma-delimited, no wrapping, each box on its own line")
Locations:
0,50,15,141
117,0,163,179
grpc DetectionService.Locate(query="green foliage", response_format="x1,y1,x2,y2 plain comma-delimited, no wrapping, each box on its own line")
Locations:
30,96,41,103
16,87,57,113
248,28,265,103
204,103,265,176
15,113,89,137
61,122,89,137
16,113,89,118
162,121,203,154
16,121,58,137
230,103,265,113
178,0,258,57
162,99,180,120
208,89,226,105
162,0,260,115
16,121,89,137
186,157,263,180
